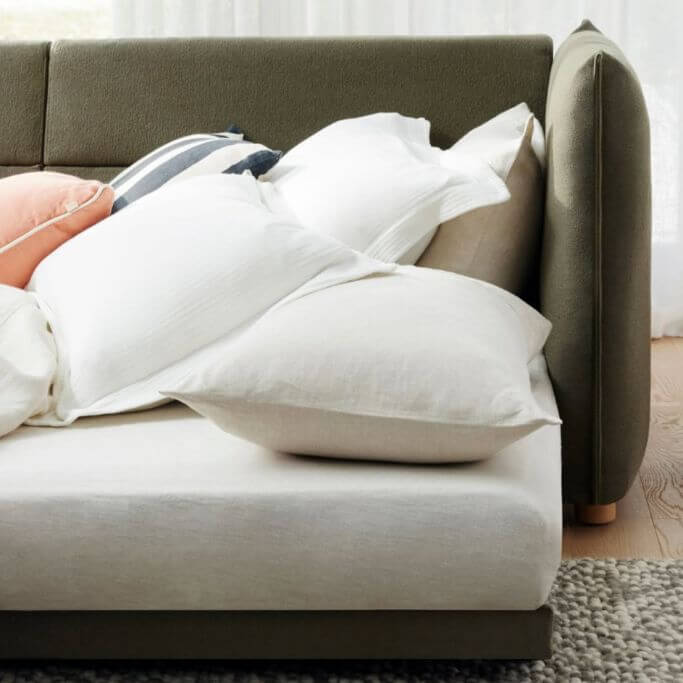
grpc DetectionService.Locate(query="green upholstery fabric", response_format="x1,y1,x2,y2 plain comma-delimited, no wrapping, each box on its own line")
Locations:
44,37,552,165
0,608,553,660
44,166,126,183
542,21,651,503
0,42,48,165
0,166,41,179
0,167,122,182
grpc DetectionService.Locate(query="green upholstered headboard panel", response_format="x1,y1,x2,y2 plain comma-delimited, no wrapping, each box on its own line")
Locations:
0,41,48,171
0,36,553,179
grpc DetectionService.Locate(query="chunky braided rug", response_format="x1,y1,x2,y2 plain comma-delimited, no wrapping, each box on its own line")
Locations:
2,559,681,683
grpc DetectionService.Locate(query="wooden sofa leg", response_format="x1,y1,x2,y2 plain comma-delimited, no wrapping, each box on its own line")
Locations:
575,503,617,525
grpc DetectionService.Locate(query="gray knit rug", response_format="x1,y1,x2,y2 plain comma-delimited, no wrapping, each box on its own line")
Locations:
1,559,681,682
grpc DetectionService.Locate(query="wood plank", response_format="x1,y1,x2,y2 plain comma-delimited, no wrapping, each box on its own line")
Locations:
640,413,683,537
641,338,683,558
652,518,683,558
562,477,663,559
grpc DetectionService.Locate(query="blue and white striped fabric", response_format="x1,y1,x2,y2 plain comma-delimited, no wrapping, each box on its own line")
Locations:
110,129,281,212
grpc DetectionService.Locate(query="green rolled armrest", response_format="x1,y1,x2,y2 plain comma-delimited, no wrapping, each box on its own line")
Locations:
542,21,651,504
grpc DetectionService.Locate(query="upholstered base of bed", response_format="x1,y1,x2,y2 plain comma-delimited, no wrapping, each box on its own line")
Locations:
0,608,553,660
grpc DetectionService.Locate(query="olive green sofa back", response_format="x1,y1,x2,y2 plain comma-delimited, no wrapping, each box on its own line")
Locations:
0,31,651,506
0,36,552,180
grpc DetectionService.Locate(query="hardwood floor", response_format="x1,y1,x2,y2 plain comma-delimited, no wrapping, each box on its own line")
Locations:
562,338,683,559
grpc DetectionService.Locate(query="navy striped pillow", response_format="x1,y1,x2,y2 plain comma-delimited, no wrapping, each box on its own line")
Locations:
110,129,280,213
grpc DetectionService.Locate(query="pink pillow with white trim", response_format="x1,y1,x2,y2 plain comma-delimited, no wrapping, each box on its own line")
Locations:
0,172,114,288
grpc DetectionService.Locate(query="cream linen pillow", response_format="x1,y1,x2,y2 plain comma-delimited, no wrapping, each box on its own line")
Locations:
165,266,560,464
418,103,545,296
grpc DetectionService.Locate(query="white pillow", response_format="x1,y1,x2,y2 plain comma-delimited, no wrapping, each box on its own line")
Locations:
0,285,56,437
264,113,509,263
442,102,546,178
164,266,560,464
28,174,392,424
398,103,546,266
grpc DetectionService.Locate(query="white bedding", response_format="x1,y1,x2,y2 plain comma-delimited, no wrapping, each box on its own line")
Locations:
0,285,55,437
26,174,392,424
0,355,561,611
0,119,546,447
165,265,559,463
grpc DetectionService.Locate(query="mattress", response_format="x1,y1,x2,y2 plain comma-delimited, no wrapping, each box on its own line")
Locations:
0,356,562,611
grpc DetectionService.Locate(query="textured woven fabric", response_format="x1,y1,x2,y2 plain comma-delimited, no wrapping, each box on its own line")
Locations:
1,559,679,680
0,42,48,165
41,37,551,165
543,20,651,504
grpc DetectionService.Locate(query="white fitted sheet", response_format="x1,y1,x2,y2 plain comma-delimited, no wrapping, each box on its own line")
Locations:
0,356,562,611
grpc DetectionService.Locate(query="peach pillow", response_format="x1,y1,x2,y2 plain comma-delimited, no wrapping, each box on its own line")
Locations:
0,172,114,288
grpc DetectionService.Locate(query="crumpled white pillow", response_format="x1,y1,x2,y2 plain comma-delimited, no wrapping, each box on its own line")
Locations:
396,102,547,266
0,285,56,437
164,266,561,463
264,113,510,263
441,102,546,178
28,173,393,425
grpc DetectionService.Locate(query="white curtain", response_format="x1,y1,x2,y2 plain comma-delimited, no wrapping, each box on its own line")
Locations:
113,0,683,337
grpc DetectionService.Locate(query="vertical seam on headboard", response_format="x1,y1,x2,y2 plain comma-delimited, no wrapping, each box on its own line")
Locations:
592,51,604,502
543,40,553,124
40,42,51,170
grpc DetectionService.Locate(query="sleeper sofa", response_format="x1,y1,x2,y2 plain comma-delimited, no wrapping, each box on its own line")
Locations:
0,21,650,660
